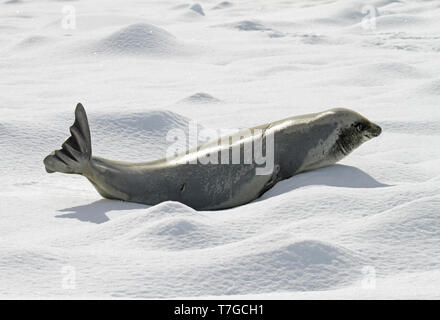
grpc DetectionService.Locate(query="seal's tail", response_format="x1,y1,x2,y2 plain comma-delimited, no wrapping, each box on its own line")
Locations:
44,103,92,174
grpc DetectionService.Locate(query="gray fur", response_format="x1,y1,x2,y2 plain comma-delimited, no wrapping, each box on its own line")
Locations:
44,103,381,210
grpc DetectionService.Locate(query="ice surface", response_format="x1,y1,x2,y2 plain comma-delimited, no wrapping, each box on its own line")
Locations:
0,0,439,299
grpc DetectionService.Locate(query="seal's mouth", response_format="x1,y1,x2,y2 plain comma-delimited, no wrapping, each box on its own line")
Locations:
336,139,349,155
365,123,382,139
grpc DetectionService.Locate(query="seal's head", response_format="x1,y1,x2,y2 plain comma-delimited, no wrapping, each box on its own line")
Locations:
327,108,382,157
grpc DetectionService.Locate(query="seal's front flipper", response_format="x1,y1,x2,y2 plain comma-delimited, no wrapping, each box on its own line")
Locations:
44,103,92,175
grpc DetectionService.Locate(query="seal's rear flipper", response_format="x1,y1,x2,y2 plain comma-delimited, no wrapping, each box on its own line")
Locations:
44,103,92,175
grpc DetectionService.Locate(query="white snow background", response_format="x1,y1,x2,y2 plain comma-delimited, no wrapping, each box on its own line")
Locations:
0,0,439,299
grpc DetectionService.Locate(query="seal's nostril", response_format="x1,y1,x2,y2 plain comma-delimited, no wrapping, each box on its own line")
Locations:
372,125,382,137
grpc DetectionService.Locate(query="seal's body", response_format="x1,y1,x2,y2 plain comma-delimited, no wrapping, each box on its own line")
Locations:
44,104,381,210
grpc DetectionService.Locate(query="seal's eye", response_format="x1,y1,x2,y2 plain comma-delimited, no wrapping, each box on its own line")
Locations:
355,123,364,132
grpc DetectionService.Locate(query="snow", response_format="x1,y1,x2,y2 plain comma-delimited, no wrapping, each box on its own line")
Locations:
0,0,439,299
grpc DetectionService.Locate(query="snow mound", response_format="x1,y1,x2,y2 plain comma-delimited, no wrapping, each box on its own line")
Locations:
146,201,198,215
173,240,368,295
342,196,440,271
178,92,222,104
360,196,440,243
120,216,225,250
14,35,51,50
109,201,197,230
93,110,192,133
218,20,284,38
152,218,199,236
261,240,365,279
190,3,205,16
228,20,270,31
176,3,206,21
92,23,185,56
91,110,205,161
299,33,330,45
212,1,233,10
332,7,367,24
53,201,201,246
